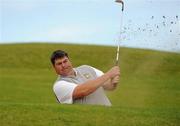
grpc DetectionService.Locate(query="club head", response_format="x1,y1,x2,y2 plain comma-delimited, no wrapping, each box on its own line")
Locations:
115,0,124,11
115,0,123,3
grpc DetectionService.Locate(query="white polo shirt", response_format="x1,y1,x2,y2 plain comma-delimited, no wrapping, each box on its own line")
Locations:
53,65,111,106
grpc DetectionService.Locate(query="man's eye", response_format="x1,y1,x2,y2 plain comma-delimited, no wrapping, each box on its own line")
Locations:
57,62,62,65
63,60,68,63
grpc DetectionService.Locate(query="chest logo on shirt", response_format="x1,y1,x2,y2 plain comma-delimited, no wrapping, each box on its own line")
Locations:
83,73,91,79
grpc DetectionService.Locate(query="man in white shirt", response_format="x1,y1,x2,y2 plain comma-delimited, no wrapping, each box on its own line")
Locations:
50,50,120,106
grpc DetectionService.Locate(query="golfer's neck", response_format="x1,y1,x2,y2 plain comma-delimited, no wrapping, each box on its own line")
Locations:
65,69,76,77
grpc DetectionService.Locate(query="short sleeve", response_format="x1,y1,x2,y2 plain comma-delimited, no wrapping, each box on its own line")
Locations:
89,66,104,77
53,81,77,104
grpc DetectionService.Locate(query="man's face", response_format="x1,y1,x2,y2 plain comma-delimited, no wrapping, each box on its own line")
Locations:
53,56,73,76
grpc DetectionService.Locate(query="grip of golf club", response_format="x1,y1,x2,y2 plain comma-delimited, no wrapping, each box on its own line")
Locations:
115,55,119,66
115,60,118,66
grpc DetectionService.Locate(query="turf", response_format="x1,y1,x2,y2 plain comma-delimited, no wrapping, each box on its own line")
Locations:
0,43,180,126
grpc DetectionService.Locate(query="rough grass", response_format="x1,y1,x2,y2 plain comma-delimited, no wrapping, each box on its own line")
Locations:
0,43,180,126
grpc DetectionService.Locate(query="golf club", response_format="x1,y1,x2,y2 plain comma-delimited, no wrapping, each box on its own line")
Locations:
115,0,124,66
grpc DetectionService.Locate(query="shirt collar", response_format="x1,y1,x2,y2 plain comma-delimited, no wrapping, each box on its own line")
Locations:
59,68,77,78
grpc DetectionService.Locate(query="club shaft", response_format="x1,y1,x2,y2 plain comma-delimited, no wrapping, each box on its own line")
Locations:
115,12,123,66
116,45,120,65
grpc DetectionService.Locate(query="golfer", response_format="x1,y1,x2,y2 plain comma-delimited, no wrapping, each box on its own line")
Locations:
50,50,120,106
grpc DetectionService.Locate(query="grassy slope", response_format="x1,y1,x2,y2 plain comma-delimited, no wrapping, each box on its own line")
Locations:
0,43,180,126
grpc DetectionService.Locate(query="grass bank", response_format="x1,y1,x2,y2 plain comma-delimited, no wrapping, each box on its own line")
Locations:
0,43,180,126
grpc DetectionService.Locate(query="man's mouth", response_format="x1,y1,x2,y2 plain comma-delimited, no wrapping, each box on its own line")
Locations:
62,67,69,71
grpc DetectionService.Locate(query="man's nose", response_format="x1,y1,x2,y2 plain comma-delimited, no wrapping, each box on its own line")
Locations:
62,63,66,67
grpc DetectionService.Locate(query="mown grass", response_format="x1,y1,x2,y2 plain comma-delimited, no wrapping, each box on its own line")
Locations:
0,103,179,126
0,43,180,126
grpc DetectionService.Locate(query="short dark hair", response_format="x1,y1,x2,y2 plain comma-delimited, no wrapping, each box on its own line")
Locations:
50,50,69,65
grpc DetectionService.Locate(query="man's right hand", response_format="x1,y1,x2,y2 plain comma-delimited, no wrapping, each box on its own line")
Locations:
107,66,120,79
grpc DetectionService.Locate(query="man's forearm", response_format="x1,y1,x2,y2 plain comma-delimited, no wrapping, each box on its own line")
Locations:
73,72,111,99
73,66,120,99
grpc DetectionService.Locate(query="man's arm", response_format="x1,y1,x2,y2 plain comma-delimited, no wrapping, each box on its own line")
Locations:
73,66,120,99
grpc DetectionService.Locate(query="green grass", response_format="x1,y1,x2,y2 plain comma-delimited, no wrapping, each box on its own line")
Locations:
0,43,180,126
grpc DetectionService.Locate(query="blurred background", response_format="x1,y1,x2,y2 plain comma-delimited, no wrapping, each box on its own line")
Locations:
1,0,180,52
